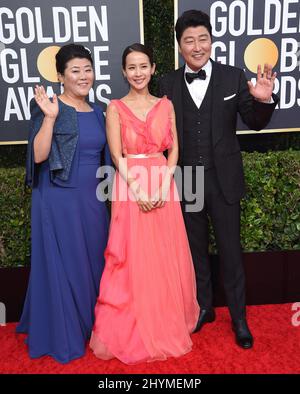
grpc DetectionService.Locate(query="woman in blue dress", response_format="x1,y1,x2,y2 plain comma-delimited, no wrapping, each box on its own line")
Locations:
17,44,111,363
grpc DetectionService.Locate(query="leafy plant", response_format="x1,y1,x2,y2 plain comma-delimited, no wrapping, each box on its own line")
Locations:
0,166,31,267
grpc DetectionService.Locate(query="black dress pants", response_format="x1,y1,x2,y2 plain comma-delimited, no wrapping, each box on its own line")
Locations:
182,167,246,322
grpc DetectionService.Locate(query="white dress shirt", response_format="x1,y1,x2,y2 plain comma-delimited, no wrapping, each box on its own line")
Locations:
184,61,274,106
184,60,212,109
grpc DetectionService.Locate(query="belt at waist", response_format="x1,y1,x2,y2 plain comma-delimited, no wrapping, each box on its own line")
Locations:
124,152,163,159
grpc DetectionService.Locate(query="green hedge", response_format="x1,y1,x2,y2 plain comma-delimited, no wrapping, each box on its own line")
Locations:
208,150,300,253
143,0,174,94
0,150,299,267
241,150,300,251
0,166,31,267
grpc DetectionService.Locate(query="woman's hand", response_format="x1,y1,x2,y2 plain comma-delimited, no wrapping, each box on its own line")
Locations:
129,180,155,212
151,167,173,208
151,174,172,209
151,184,170,208
34,85,59,119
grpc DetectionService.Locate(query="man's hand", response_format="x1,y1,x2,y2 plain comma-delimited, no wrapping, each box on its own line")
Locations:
247,64,277,103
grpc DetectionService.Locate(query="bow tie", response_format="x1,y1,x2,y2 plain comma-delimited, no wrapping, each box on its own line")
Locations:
185,69,206,84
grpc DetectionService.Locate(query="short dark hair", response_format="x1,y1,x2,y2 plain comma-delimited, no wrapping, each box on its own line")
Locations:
55,44,93,75
122,43,154,69
175,9,212,44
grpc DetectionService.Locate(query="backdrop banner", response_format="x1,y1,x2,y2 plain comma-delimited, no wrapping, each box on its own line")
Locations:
0,0,143,143
176,0,300,134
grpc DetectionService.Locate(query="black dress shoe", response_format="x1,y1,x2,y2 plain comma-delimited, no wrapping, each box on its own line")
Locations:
193,309,216,333
232,319,253,349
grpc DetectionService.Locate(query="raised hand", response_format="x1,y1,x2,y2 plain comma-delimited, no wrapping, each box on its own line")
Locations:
34,85,59,119
247,64,277,102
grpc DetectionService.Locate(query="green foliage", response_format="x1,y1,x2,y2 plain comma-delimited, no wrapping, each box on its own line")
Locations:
209,150,300,253
0,151,299,267
0,166,31,267
241,150,300,251
143,0,174,94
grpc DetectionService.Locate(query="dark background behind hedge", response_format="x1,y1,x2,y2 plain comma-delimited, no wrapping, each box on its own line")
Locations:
0,0,299,267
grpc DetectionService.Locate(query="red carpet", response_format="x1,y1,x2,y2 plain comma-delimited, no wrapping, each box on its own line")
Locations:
1,303,299,374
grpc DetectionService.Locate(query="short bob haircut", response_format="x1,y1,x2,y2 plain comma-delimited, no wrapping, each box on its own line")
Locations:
55,44,93,75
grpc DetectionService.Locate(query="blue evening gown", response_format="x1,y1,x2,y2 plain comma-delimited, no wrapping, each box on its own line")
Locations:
17,110,110,363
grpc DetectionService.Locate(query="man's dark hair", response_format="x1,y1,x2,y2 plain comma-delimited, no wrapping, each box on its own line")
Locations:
175,9,212,44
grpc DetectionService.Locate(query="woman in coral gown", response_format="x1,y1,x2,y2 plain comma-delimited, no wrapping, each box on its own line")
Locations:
90,43,200,364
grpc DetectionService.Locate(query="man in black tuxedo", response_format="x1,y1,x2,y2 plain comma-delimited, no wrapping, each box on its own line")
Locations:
159,9,278,349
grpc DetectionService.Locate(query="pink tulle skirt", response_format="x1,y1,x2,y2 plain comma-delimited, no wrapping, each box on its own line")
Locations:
90,156,199,364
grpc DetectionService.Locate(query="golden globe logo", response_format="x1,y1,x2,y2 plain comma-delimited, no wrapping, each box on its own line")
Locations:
0,5,111,122
208,0,300,111
37,46,60,82
244,38,279,74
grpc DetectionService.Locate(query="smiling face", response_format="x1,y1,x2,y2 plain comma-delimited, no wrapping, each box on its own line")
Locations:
58,57,94,98
123,51,155,91
179,25,212,71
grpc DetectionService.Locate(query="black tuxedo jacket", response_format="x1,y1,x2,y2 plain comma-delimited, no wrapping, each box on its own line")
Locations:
158,60,278,204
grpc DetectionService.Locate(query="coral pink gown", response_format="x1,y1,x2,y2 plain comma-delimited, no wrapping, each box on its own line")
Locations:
90,96,199,364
